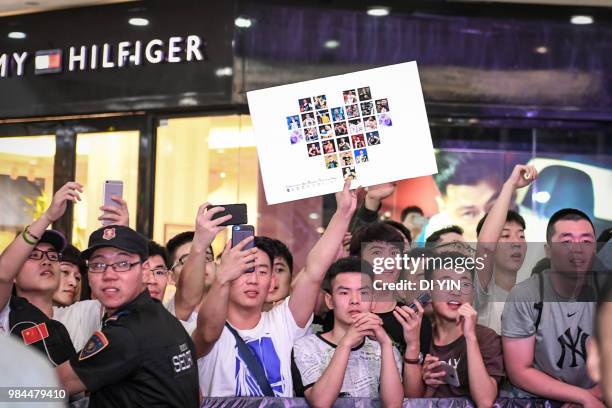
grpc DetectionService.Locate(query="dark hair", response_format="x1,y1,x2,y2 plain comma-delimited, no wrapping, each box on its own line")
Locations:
594,279,612,339
59,244,91,301
383,220,412,245
272,239,294,274
148,240,169,268
434,152,503,196
426,225,464,244
400,206,424,222
323,256,374,293
476,210,526,237
349,222,404,256
545,208,595,243
61,244,87,274
423,251,475,281
254,236,276,268
401,247,435,280
166,231,194,264
255,236,293,273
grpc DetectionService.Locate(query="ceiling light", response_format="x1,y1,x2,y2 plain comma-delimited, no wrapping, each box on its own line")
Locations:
534,191,551,204
324,40,340,49
8,31,26,39
570,15,593,25
235,17,252,28
367,7,390,17
215,67,233,77
535,46,548,54
128,17,149,27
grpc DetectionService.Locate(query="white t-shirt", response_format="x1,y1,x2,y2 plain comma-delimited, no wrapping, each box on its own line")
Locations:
474,273,510,335
164,294,198,323
198,297,311,397
53,300,103,351
0,302,9,335
293,334,402,397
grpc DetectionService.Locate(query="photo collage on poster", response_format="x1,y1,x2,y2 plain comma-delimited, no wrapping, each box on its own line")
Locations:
287,87,392,180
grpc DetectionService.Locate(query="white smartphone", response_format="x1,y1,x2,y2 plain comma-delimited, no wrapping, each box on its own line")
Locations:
439,361,461,387
102,180,123,226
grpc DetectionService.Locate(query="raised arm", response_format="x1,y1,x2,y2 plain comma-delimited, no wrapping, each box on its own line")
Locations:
503,336,604,407
0,182,82,309
98,195,130,226
350,182,396,233
475,164,536,289
175,204,230,320
289,180,357,327
192,237,256,358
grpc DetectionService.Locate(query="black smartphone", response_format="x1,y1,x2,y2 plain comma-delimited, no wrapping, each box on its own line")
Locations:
232,225,255,272
207,203,247,226
409,292,431,311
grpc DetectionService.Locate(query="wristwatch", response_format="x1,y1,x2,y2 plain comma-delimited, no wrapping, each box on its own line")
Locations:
403,352,423,365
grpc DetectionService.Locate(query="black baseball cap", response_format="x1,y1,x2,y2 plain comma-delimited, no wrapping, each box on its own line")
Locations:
82,225,148,261
39,229,67,253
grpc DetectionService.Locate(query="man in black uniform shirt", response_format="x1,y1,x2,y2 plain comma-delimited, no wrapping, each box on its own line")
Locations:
2,229,76,366
55,225,199,408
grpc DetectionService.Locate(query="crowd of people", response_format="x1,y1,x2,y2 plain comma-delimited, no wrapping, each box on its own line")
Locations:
0,163,611,408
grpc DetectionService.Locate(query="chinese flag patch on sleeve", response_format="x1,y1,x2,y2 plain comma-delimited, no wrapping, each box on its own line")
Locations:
21,322,49,345
79,330,109,361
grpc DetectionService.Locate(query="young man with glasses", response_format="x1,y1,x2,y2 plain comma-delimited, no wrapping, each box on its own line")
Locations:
398,251,504,406
166,204,226,322
0,182,82,365
144,240,171,302
54,224,199,406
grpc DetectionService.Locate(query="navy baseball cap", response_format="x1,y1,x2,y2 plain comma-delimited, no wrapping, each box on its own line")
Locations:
39,229,67,253
82,225,148,261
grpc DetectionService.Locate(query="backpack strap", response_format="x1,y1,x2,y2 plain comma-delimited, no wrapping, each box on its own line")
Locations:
534,271,544,332
225,322,275,397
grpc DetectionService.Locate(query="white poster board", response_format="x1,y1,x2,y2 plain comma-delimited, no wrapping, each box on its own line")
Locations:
247,61,437,205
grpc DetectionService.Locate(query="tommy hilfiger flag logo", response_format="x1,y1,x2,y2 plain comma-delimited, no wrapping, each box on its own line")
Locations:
34,49,63,75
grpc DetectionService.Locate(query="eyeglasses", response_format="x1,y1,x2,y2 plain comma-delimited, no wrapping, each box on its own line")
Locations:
150,267,169,279
435,241,476,255
171,254,189,272
28,249,61,262
458,281,474,295
88,261,141,274
170,251,214,272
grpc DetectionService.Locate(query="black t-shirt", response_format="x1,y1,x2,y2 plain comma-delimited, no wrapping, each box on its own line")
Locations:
321,302,432,355
70,291,199,408
9,295,76,365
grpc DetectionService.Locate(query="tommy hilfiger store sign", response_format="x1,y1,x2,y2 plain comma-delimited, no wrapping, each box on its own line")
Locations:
0,34,205,78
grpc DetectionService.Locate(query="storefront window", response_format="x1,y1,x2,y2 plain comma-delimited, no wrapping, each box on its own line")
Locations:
154,114,325,283
72,131,139,249
0,136,55,251
154,115,258,256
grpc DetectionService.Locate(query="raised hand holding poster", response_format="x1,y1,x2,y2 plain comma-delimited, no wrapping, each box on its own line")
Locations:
247,61,437,205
